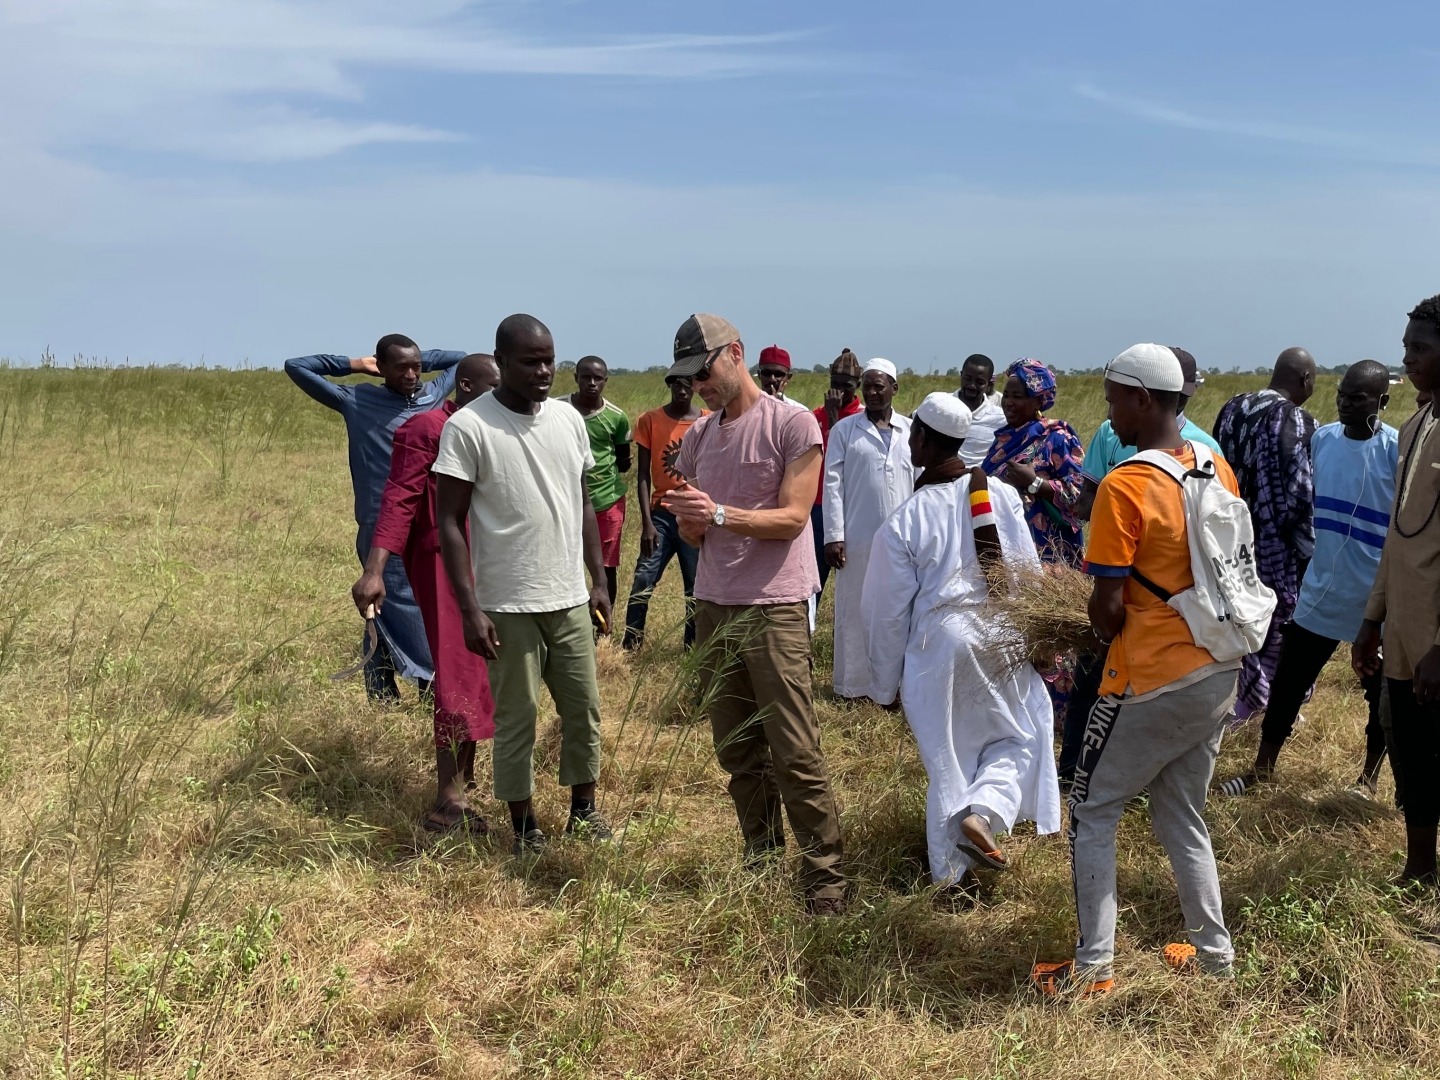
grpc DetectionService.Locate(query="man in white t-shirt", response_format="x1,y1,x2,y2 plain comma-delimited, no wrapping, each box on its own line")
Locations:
434,313,613,857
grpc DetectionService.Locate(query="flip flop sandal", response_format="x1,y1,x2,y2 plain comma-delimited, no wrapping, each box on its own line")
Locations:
423,808,489,836
1030,960,1114,997
956,819,1009,871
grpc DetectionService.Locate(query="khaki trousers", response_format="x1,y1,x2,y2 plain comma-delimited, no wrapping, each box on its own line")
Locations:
485,605,603,803
694,600,845,899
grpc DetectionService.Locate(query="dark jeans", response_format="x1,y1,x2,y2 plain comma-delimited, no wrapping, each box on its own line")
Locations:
1059,651,1105,784
811,504,831,595
623,506,699,649
1388,678,1440,829
1262,622,1382,760
355,520,433,702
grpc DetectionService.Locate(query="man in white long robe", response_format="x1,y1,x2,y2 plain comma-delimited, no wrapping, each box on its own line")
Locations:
823,358,917,699
863,392,1061,886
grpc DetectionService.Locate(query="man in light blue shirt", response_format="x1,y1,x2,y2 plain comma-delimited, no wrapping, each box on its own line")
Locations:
1218,360,1398,797
285,334,465,701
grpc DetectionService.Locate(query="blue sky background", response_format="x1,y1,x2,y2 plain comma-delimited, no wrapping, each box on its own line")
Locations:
2,0,1437,372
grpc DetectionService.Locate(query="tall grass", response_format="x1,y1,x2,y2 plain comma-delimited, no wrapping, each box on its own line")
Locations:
0,365,1432,1079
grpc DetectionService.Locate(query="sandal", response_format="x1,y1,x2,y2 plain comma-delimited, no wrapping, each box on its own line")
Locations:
423,807,489,836
956,814,1009,871
1218,772,1263,797
1030,960,1114,997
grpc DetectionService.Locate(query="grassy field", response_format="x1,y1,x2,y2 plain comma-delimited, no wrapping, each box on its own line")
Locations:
0,364,1437,1079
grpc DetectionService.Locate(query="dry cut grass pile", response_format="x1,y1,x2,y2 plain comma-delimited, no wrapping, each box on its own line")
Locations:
983,564,1099,670
0,365,1436,1079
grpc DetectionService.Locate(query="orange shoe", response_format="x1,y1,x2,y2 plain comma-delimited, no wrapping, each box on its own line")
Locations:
1029,960,1115,998
1162,943,1197,970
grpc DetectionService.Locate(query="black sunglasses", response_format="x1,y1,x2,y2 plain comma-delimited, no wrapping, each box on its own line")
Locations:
693,347,725,383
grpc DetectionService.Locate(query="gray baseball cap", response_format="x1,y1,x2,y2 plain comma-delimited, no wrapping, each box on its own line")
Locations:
668,313,740,378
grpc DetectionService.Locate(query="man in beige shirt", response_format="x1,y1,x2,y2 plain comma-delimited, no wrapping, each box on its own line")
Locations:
1354,293,1440,887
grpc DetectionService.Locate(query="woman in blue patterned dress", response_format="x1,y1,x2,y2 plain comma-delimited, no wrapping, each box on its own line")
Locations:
980,358,1086,727
981,358,1086,567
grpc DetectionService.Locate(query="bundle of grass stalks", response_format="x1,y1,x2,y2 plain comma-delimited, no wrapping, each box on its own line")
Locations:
982,563,1098,669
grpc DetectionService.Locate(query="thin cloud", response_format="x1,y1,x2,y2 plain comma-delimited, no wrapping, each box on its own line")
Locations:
0,0,813,162
1075,82,1440,168
187,114,466,164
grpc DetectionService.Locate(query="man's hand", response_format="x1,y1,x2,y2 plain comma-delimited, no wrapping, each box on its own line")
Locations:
824,541,847,569
640,519,659,559
589,584,613,637
824,386,844,427
679,520,706,547
350,355,380,376
351,570,386,616
1002,461,1037,491
1352,619,1383,679
662,482,717,531
462,609,500,660
1415,645,1440,706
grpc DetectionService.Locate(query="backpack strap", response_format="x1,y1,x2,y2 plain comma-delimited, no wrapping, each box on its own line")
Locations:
1129,566,1174,602
1117,442,1215,483
1113,443,1208,602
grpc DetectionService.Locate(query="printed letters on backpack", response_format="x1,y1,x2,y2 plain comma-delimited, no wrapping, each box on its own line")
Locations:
1121,443,1277,663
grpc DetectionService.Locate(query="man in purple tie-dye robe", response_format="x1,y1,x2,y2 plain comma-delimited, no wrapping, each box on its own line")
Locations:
1212,348,1318,723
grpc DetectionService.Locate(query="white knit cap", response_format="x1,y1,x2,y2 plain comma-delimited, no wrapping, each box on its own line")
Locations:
1104,343,1184,393
863,357,898,381
914,392,973,440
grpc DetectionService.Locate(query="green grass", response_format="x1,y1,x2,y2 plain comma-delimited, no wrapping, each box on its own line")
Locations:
0,365,1434,1079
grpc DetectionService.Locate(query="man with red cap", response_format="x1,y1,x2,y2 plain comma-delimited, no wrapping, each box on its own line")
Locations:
757,345,808,411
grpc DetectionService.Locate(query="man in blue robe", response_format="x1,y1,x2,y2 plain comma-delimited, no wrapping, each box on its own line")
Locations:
285,333,465,701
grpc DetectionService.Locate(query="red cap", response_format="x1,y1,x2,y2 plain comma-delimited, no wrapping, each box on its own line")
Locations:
758,344,791,370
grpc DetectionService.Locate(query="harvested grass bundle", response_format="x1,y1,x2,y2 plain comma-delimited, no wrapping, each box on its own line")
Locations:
982,563,1098,669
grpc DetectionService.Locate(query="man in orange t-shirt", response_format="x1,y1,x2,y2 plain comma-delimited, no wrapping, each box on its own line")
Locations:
1032,344,1240,998
621,374,707,649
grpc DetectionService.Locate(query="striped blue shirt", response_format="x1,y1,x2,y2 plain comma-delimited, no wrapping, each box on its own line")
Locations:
1292,421,1398,642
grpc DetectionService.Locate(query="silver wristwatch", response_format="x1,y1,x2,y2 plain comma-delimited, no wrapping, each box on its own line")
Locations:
1026,476,1044,496
710,504,727,527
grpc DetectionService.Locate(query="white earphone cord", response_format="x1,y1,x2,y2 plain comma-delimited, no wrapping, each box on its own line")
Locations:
1293,412,1384,622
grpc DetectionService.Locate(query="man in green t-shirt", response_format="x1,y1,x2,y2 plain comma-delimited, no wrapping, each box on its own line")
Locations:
567,355,632,620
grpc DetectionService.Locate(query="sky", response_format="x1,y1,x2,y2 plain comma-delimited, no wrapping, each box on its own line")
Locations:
2,0,1438,373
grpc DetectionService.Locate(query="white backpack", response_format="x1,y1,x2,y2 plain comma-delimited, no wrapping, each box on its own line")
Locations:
1120,443,1277,663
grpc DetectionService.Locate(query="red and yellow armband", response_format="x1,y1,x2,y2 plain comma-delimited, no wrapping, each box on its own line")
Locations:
969,488,996,530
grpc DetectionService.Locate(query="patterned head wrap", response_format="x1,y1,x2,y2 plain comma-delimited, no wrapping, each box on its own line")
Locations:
1007,357,1057,413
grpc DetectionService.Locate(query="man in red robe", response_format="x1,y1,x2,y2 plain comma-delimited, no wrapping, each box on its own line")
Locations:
353,353,501,834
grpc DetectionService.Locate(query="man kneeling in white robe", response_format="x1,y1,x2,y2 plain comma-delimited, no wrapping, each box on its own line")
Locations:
863,392,1062,885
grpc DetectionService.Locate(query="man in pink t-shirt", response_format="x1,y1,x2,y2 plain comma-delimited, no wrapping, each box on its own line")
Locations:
663,313,846,915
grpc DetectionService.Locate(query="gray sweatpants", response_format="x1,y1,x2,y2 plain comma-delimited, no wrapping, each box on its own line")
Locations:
1069,669,1238,976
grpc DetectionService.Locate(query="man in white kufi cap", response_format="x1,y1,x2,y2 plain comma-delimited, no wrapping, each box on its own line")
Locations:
822,358,917,699
862,392,1061,890
1033,344,1242,995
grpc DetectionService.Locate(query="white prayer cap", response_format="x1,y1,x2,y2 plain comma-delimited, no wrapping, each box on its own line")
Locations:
863,357,898,381
1104,343,1184,393
914,392,972,440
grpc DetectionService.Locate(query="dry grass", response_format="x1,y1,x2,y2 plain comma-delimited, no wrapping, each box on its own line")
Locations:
983,565,1098,671
0,364,1436,1079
